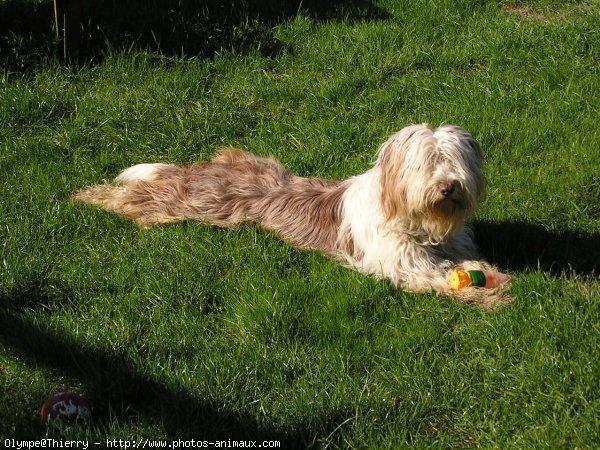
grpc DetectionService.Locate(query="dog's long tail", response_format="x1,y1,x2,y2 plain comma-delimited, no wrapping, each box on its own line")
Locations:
73,149,348,254
73,149,278,227
72,162,191,227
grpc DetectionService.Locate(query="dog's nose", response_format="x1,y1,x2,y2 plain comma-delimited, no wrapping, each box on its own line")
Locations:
439,181,455,197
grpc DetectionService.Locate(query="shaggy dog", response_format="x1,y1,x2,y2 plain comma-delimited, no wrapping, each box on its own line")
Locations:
73,124,512,307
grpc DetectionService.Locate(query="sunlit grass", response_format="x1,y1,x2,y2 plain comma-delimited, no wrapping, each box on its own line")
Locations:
1,0,599,446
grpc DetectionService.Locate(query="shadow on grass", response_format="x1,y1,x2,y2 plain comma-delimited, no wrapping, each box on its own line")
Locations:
0,277,344,445
474,220,600,276
1,0,389,72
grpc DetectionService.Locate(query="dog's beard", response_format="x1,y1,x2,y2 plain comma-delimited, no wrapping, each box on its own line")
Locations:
399,191,468,244
420,193,469,243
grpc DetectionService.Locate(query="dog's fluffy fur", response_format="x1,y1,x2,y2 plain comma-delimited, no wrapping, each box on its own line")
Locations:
73,124,512,307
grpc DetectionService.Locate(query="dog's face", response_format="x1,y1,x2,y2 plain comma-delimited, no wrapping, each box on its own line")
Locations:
376,124,484,242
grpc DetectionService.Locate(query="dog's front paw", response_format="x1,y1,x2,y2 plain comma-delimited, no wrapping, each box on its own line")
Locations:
452,282,515,309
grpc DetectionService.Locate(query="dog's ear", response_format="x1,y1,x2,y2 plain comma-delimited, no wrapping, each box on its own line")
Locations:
453,127,485,208
466,136,485,205
376,125,434,220
376,133,409,221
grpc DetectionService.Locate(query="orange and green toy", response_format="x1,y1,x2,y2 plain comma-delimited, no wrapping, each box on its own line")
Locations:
449,269,510,290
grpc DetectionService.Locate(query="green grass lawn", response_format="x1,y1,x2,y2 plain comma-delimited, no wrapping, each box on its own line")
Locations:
1,0,599,447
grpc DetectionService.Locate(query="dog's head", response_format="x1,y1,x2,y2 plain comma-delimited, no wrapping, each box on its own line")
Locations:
375,124,484,242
